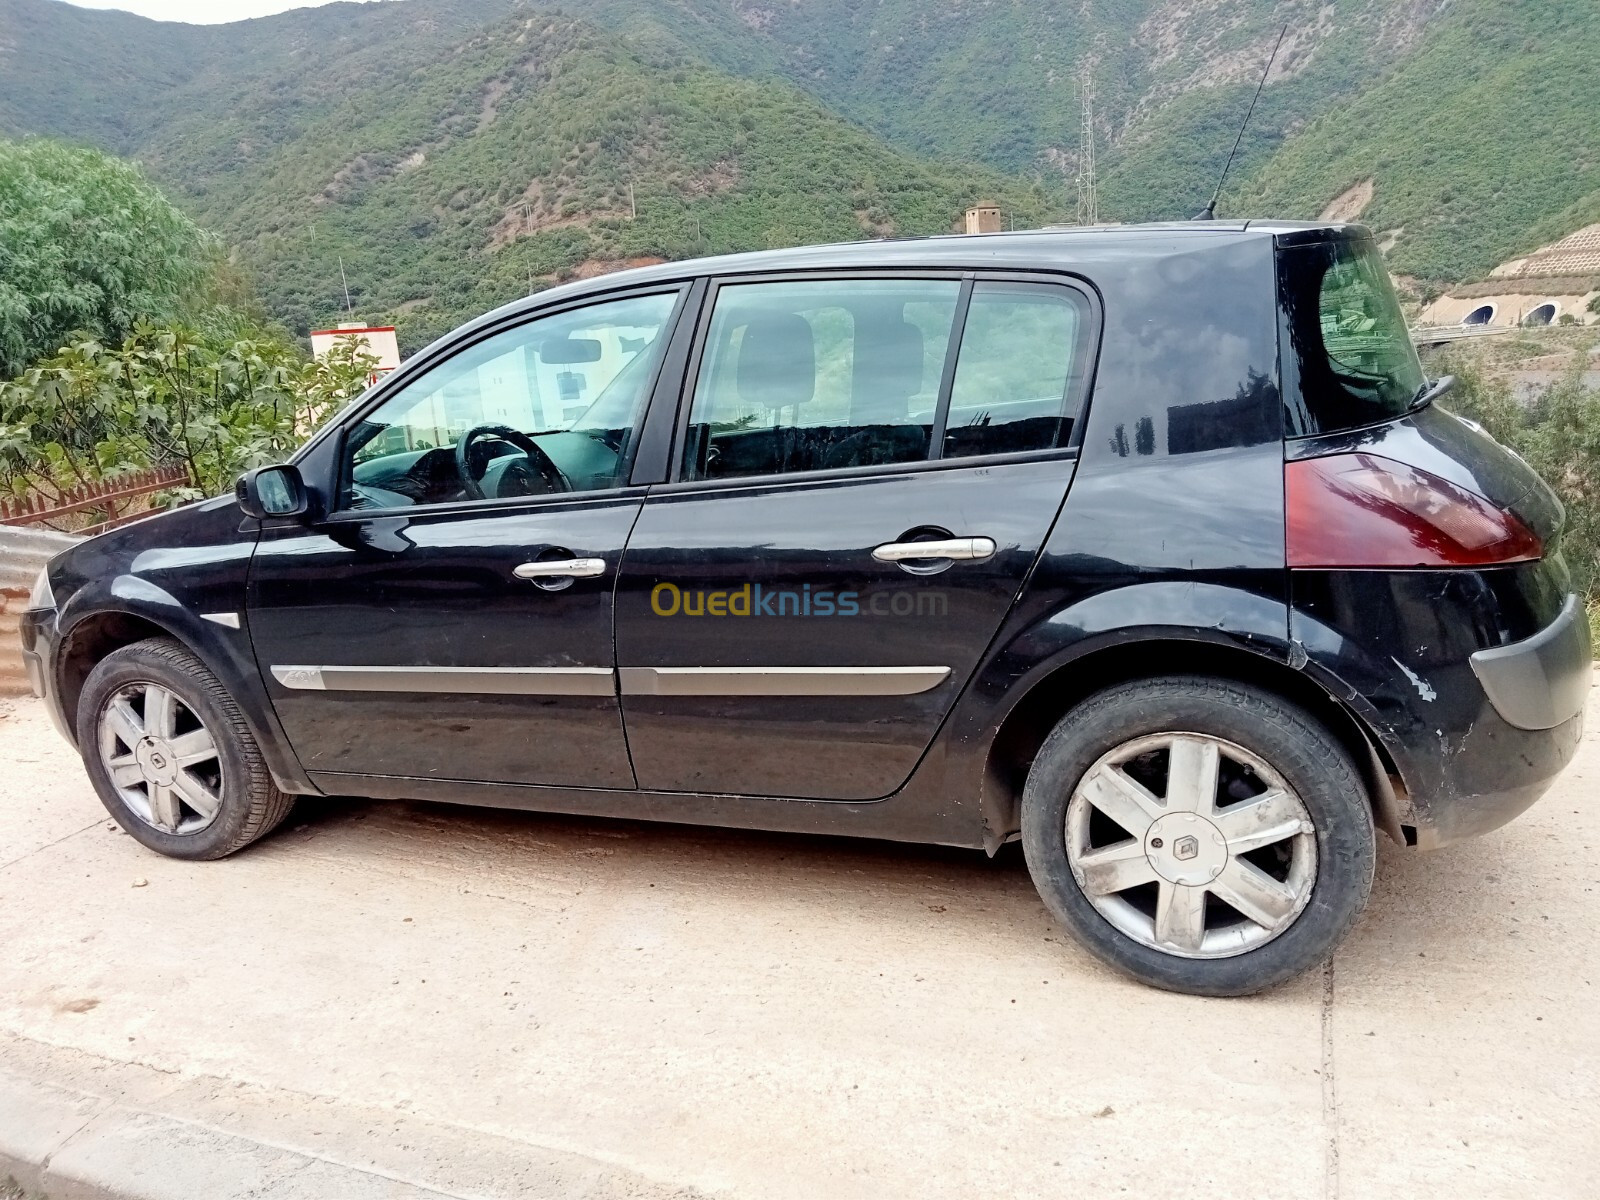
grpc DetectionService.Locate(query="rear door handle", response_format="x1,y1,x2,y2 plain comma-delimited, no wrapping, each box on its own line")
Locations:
514,558,607,580
872,537,997,563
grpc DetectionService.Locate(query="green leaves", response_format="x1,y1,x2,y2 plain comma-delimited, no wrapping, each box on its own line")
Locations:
1441,346,1600,631
0,139,215,378
0,317,378,511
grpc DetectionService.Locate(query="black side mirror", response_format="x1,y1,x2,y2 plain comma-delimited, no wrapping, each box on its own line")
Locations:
236,465,309,520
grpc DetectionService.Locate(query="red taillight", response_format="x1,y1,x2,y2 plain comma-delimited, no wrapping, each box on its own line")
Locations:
1286,452,1542,568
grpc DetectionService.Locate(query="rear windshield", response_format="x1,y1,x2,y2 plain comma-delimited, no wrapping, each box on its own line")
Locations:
1279,236,1426,437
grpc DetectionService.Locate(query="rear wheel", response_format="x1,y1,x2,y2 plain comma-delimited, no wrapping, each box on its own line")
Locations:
1022,676,1375,995
77,638,295,860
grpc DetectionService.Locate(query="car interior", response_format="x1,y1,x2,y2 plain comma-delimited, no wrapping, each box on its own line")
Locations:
682,285,1080,481
338,280,1084,507
341,321,667,509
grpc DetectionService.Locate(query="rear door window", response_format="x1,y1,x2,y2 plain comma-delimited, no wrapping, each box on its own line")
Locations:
944,282,1086,459
1280,236,1427,437
680,279,960,481
679,276,1092,482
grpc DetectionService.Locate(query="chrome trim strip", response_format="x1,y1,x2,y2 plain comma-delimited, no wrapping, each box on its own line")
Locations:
618,665,951,697
271,666,326,691
270,665,615,696
201,612,242,629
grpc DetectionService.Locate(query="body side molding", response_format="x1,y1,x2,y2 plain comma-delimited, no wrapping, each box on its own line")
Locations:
270,665,616,696
618,665,951,697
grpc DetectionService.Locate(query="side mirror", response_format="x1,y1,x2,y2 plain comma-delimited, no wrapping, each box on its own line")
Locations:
236,465,309,520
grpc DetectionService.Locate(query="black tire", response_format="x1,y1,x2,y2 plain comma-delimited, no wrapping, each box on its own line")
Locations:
1021,676,1375,996
77,637,295,860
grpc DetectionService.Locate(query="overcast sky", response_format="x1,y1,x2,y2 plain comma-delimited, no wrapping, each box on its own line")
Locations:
64,0,387,23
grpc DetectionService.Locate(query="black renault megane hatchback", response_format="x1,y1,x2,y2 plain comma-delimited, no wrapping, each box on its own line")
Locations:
20,222,1590,995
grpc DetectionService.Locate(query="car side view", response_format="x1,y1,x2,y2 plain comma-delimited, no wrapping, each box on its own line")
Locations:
19,221,1590,995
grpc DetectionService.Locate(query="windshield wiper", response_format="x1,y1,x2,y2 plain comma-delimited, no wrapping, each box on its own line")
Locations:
1409,374,1456,413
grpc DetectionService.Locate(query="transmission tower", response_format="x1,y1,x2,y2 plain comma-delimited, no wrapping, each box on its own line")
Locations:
1076,69,1098,226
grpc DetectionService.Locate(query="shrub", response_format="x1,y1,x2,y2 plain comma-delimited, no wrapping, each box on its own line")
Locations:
1441,348,1600,645
0,139,214,378
0,317,376,507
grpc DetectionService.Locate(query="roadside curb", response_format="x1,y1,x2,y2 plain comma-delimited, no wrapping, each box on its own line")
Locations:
0,1071,459,1200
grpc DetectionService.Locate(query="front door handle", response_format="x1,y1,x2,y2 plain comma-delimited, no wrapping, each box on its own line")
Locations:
872,537,997,563
514,558,607,580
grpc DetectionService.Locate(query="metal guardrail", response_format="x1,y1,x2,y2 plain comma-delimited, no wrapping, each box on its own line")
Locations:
1410,325,1515,348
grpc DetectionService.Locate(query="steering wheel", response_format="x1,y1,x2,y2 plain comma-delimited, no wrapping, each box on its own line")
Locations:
823,429,911,470
454,424,570,500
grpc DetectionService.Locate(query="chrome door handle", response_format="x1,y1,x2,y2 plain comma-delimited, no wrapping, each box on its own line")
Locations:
514,558,607,580
872,537,996,563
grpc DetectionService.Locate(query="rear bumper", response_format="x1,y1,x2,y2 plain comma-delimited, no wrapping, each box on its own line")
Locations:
1417,594,1591,847
1412,727,1581,848
1293,570,1590,849
1470,593,1591,730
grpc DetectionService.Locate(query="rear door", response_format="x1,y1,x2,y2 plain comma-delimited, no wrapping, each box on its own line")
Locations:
613,272,1099,799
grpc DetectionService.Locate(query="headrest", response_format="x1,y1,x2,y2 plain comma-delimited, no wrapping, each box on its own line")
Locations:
851,318,925,422
859,319,925,398
736,313,815,409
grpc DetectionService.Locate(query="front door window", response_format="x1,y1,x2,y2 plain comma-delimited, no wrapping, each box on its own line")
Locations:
342,291,678,509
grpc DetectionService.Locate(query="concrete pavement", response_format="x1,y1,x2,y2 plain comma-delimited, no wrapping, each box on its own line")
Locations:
0,684,1595,1199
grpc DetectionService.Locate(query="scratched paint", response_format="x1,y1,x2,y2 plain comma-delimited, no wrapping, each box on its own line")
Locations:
1392,657,1438,702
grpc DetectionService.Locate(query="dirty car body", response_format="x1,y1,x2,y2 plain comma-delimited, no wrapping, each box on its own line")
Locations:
19,222,1589,994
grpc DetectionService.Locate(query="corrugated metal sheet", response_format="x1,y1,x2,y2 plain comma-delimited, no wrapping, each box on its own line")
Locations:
0,526,81,696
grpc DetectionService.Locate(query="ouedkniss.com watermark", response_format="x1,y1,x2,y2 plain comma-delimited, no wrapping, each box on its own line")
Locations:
650,582,948,618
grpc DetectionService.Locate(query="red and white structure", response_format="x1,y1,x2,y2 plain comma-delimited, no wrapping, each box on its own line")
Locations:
310,324,402,383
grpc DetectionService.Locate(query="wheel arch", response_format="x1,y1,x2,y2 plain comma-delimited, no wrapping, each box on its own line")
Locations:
56,609,175,742
978,636,1410,851
53,581,317,795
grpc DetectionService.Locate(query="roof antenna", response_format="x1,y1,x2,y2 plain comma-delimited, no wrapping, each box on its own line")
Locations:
1194,23,1288,221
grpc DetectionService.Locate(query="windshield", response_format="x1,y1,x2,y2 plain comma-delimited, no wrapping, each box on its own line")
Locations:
1279,235,1426,437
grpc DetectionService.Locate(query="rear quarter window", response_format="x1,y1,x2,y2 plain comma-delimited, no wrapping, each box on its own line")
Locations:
1279,235,1427,437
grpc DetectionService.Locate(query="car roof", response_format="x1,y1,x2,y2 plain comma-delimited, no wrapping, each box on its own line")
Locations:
465,220,1360,328
316,217,1349,463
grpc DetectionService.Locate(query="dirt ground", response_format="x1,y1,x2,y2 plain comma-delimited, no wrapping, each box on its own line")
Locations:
0,685,1596,1199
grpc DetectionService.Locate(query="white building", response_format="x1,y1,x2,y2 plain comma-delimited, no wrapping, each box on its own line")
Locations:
310,324,403,382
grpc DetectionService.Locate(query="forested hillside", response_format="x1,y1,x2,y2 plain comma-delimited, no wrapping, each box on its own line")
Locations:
1240,1,1600,284
579,0,1595,284
2,1,1059,346
2,0,1596,340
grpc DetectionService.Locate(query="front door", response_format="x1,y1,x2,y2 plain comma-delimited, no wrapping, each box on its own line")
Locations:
248,288,687,788
614,274,1098,799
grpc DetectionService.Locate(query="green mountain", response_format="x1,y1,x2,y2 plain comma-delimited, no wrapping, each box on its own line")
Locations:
2,0,1596,343
548,0,1598,285
1,0,1060,347
1238,1,1600,285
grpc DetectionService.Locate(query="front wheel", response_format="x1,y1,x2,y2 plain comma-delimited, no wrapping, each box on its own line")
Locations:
1022,676,1375,996
77,637,296,860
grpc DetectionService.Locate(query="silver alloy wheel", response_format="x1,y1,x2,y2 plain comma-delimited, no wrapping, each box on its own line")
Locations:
98,682,223,835
1065,732,1318,959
